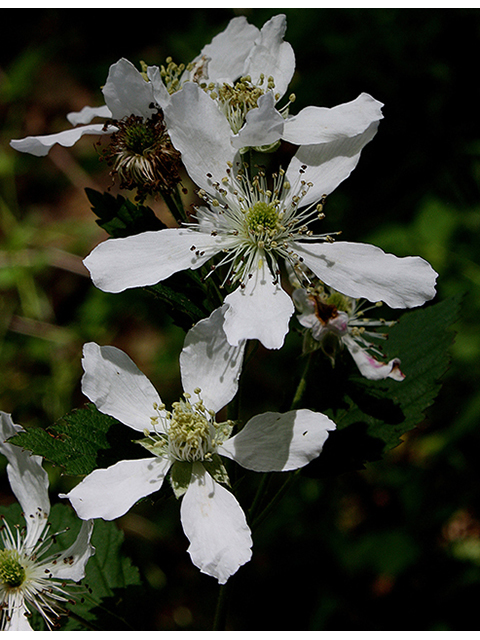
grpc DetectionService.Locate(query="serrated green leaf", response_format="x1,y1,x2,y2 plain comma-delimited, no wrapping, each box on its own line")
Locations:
306,293,461,476
9,403,139,476
146,279,208,329
65,518,143,630
85,187,165,238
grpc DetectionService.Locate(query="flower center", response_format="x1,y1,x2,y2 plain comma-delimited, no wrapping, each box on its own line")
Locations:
100,111,182,197
167,397,214,462
0,549,25,589
205,75,276,134
246,201,280,233
122,121,157,155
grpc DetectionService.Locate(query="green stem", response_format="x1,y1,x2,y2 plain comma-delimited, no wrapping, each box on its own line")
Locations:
161,186,187,223
290,352,313,411
248,353,314,530
251,471,298,531
213,581,231,631
247,471,271,523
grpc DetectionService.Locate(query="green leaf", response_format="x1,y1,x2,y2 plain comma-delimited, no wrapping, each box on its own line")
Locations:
146,278,209,329
8,403,139,476
65,517,143,630
85,187,165,238
305,293,462,476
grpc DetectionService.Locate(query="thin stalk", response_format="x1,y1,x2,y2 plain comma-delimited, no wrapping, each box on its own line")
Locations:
161,187,187,224
213,581,231,631
290,352,313,411
247,471,271,523
251,470,299,531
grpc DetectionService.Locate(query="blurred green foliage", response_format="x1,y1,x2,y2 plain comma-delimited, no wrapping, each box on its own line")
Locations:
1,8,480,631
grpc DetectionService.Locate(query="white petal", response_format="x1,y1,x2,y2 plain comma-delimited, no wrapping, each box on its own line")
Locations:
3,605,32,631
343,335,405,381
0,412,50,548
10,124,111,157
219,409,335,472
243,14,295,100
61,457,170,521
180,305,246,415
286,122,380,206
49,520,95,581
81,342,163,432
231,92,285,149
195,15,259,84
66,104,112,126
223,258,294,349
180,462,252,584
102,58,156,120
163,81,238,191
293,240,438,308
282,93,384,145
83,228,220,294
146,65,171,109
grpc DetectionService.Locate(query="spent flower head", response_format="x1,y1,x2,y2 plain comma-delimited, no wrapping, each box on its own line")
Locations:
99,108,182,198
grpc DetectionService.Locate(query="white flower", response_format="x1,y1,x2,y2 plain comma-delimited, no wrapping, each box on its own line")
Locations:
292,281,405,381
61,311,335,584
84,80,437,350
183,13,382,157
166,14,292,95
8,14,287,158
9,57,167,157
0,412,94,631
185,14,380,157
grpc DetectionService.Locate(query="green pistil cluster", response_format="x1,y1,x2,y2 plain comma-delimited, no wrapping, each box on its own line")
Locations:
167,394,215,463
122,121,157,155
0,549,25,589
246,201,280,233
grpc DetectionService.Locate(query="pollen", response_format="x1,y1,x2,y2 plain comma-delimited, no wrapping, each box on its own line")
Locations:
0,549,26,589
167,399,214,462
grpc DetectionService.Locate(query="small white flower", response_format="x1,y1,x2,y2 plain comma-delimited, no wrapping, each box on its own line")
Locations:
9,58,166,157
8,14,285,159
0,412,94,631
186,14,383,157
61,311,335,584
291,279,405,381
84,81,437,350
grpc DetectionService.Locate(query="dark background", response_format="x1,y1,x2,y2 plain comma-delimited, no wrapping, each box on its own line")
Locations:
1,8,480,630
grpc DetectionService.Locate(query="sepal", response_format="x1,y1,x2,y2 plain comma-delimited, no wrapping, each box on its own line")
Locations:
170,461,193,498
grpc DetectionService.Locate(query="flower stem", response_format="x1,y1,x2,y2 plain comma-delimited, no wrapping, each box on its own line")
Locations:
213,581,231,630
161,187,187,222
290,352,313,411
248,471,271,523
251,470,298,531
